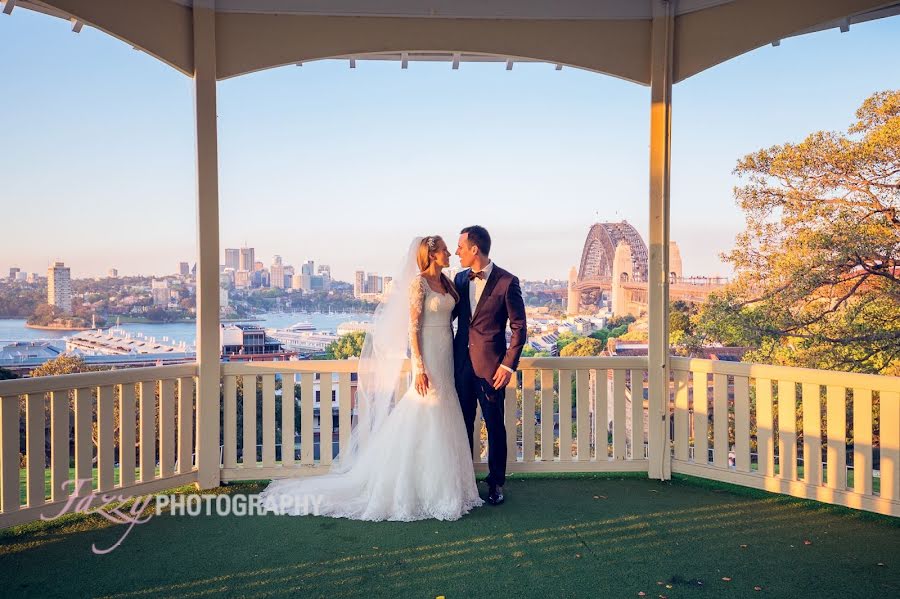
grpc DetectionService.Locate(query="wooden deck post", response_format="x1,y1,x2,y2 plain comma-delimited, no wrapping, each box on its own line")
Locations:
647,0,675,480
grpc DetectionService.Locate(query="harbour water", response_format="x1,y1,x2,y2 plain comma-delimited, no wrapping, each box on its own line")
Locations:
0,312,372,349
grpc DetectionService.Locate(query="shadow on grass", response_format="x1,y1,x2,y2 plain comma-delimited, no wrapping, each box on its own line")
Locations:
1,473,898,598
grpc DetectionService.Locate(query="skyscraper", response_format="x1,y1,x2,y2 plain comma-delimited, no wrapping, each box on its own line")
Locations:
271,256,286,289
225,248,240,271
108,268,118,278
239,247,256,272
47,261,72,314
301,260,315,276
354,270,366,298
8,267,20,280
367,273,382,295
317,264,331,280
179,262,190,277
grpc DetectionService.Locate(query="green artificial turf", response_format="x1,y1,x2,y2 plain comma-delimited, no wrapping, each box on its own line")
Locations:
1,473,897,598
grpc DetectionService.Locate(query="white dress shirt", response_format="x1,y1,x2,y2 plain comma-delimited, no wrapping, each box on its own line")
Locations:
468,261,513,374
469,261,494,313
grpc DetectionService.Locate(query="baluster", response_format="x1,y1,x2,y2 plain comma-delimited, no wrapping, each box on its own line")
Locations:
159,379,176,478
540,369,554,461
734,376,750,472
673,370,689,461
0,395,19,512
851,388,873,495
613,369,626,460
338,372,352,457
521,370,536,463
320,372,333,465
178,376,194,474
713,373,728,468
755,379,774,477
825,385,846,491
594,369,609,460
629,370,641,459
119,383,136,487
25,393,44,507
778,381,797,481
693,372,708,464
281,374,295,467
880,391,899,502
802,383,822,486
223,376,237,469
300,373,314,464
559,369,572,461
242,375,257,467
261,374,276,468
50,390,70,502
576,370,590,461
97,385,115,491
76,386,95,491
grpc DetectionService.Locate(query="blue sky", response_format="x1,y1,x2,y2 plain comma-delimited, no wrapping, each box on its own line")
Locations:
1,9,898,282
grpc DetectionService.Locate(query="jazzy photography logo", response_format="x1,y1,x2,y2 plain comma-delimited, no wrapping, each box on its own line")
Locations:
41,479,322,555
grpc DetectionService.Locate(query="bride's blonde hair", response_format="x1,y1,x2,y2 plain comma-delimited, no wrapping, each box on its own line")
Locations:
417,236,459,302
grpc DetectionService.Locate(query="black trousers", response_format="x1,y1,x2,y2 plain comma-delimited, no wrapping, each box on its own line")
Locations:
456,356,507,487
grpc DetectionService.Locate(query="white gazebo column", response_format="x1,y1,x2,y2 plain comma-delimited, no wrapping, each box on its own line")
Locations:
647,0,674,480
193,1,221,490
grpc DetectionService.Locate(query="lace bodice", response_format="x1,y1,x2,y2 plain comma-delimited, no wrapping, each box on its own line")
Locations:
409,275,456,375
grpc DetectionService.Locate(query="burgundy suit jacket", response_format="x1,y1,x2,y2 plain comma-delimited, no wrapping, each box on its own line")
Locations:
453,265,527,380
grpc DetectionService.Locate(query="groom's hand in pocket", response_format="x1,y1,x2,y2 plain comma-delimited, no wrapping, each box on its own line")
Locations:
491,367,512,391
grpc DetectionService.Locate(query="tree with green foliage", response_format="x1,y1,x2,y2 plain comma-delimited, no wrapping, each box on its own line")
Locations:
325,331,367,359
695,90,899,375
559,337,605,357
555,331,580,354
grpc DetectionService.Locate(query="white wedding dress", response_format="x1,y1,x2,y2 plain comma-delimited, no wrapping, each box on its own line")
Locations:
259,276,483,521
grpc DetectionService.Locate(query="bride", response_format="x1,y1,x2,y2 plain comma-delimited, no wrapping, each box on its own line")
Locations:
259,236,484,521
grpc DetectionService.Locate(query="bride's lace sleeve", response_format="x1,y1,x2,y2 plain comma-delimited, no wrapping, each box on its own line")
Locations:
409,276,427,376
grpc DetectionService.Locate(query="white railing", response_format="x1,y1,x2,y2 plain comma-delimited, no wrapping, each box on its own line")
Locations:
670,357,900,517
2,356,897,529
219,356,651,482
0,364,199,529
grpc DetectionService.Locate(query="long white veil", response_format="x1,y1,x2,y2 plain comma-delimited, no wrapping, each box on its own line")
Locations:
328,237,422,475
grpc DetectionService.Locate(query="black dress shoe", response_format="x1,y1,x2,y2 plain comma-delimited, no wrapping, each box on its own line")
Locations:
487,484,504,505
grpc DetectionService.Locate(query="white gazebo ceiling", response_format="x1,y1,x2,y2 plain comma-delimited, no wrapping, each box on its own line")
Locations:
12,0,900,83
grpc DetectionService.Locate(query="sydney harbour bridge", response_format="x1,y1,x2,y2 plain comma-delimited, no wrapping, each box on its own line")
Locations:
567,221,727,317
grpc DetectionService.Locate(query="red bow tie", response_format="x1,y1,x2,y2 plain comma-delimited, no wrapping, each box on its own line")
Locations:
468,270,486,281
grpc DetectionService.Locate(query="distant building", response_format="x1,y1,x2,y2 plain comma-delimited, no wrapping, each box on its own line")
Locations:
219,287,229,309
26,273,39,284
291,273,303,291
179,261,190,277
235,270,251,289
108,268,118,278
239,247,255,272
317,264,331,280
225,248,240,271
367,273,382,295
47,261,72,314
15,271,27,282
220,324,290,360
383,276,393,294
271,256,286,289
151,279,170,306
354,270,365,298
8,267,20,280
301,260,315,276
254,260,264,272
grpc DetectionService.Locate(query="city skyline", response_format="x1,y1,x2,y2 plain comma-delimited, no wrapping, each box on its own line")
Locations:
2,10,899,282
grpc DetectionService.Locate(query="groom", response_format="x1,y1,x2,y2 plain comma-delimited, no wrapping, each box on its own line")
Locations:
453,226,527,506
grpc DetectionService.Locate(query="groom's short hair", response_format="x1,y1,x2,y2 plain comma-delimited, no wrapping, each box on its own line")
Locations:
461,225,491,256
